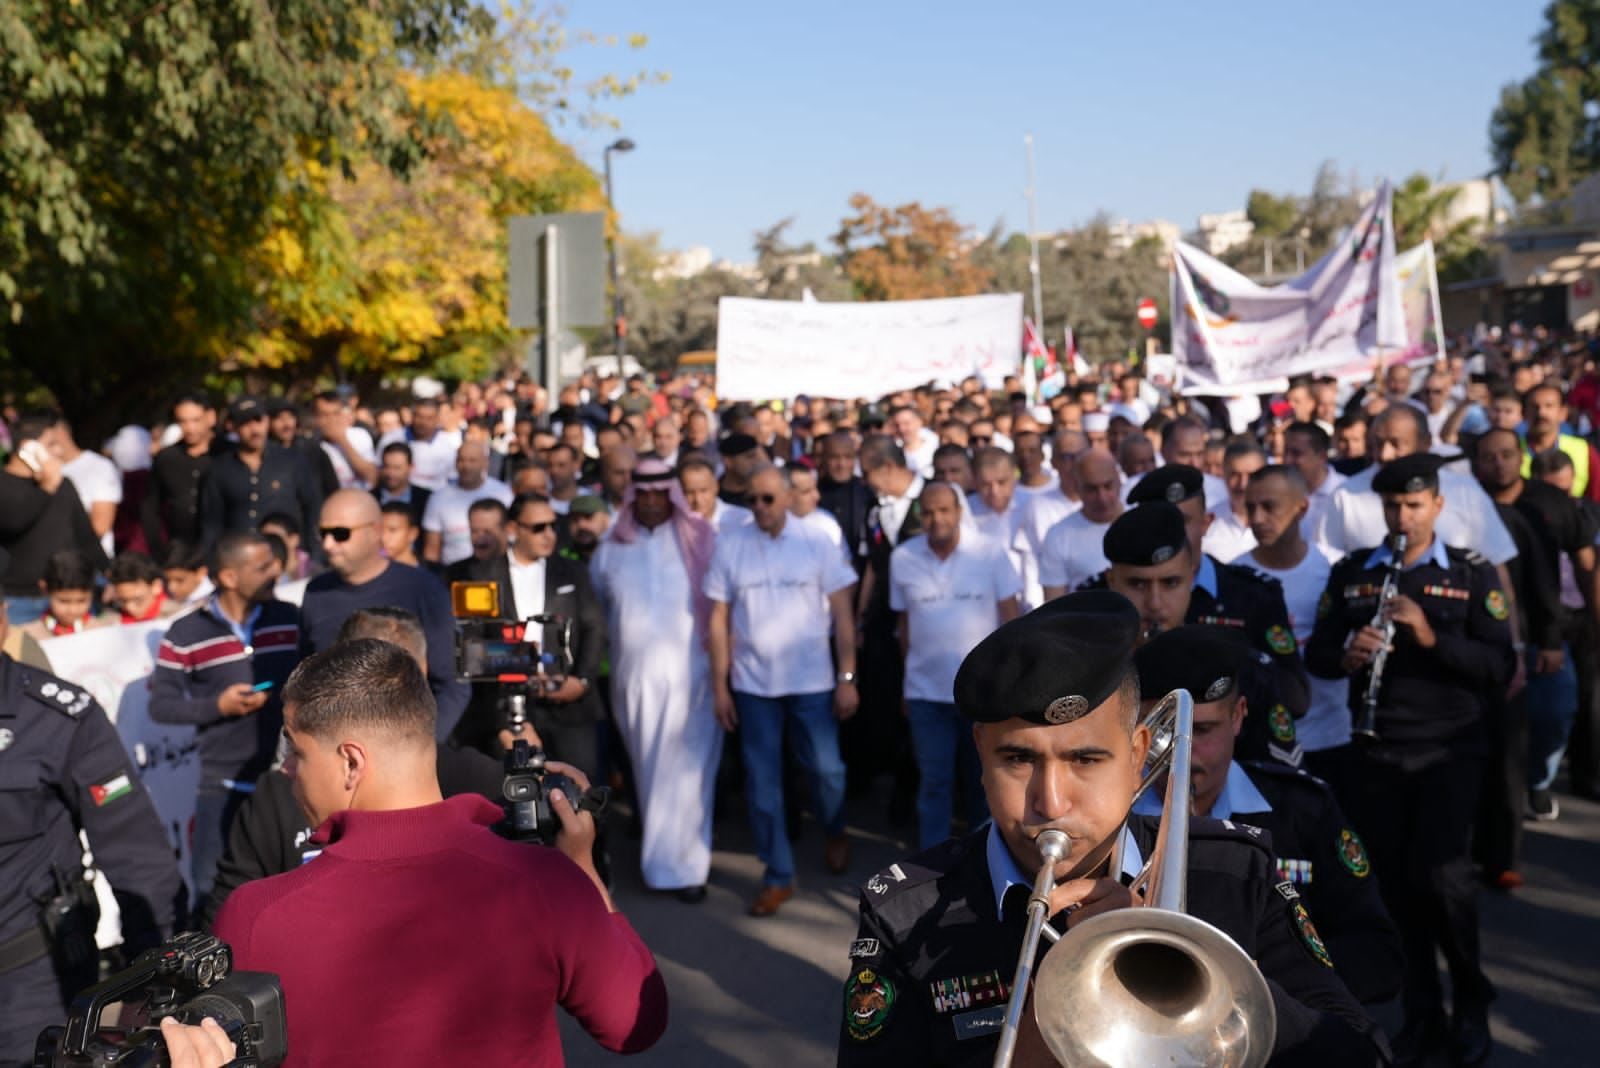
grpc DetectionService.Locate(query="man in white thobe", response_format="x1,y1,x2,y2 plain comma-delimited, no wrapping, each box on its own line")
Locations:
591,460,721,901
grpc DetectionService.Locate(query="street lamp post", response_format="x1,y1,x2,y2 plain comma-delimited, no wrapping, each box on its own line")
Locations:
603,137,635,380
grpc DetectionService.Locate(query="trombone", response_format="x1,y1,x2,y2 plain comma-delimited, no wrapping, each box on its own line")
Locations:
992,689,1276,1068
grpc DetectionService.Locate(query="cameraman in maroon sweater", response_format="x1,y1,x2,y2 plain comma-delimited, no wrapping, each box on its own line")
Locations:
213,638,668,1065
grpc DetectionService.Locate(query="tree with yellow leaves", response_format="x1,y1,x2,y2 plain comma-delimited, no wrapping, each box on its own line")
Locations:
833,194,995,301
240,71,606,387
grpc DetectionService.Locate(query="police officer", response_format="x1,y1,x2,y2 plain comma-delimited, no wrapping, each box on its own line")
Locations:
1133,625,1402,1006
0,590,182,1066
838,590,1386,1067
1127,465,1310,763
1088,499,1309,767
1306,453,1514,1068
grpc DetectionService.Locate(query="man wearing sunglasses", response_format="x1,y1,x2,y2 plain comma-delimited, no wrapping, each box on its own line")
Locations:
451,493,605,768
299,490,469,741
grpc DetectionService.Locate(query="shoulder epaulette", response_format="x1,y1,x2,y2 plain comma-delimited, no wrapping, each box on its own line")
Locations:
860,836,969,902
20,668,96,719
1221,562,1281,589
1241,758,1331,793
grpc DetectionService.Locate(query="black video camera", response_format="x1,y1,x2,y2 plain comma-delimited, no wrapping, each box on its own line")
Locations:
35,932,286,1067
497,739,608,845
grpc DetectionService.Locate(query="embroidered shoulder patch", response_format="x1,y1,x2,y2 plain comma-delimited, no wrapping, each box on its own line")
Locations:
1485,590,1509,620
1265,624,1296,655
845,968,896,1040
89,773,133,807
1292,902,1334,968
1338,828,1371,878
1269,704,1296,744
1316,591,1332,619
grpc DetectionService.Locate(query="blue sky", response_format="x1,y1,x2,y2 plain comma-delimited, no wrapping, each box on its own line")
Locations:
560,2,1547,262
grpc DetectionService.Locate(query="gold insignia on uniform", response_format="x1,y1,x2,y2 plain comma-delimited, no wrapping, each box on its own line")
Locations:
845,968,895,1040
1485,590,1508,620
1292,902,1334,968
1265,624,1295,655
1269,704,1295,743
1338,828,1371,878
1044,695,1089,724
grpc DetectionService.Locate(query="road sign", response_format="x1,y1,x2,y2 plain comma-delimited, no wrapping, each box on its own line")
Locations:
507,212,606,330
1137,298,1158,330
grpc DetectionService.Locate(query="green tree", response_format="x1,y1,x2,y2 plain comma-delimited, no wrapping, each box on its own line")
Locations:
1246,190,1300,237
1,0,494,436
1490,0,1600,203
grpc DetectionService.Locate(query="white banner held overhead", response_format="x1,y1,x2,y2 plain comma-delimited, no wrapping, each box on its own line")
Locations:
715,293,1024,401
1173,182,1406,389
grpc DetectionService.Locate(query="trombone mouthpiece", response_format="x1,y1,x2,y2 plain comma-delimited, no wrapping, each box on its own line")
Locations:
1036,829,1069,863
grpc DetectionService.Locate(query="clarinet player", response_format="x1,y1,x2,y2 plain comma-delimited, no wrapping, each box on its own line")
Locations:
1306,454,1516,1068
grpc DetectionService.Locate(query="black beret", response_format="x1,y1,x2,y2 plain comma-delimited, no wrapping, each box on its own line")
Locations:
1372,453,1444,495
717,432,759,457
1103,501,1188,567
1133,625,1250,706
1126,463,1204,506
954,590,1139,725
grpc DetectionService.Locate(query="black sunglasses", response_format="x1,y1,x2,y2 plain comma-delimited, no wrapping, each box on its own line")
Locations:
318,522,372,543
972,435,993,444
518,520,556,534
753,494,779,506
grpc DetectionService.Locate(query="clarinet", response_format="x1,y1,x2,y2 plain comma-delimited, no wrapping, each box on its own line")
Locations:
1354,532,1407,742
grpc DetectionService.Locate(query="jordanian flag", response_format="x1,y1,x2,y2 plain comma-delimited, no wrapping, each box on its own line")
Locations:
89,773,133,807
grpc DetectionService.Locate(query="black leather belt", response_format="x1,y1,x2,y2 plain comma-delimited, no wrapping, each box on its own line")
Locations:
0,922,50,974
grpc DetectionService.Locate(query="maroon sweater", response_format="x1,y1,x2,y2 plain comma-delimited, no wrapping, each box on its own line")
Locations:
214,795,667,1065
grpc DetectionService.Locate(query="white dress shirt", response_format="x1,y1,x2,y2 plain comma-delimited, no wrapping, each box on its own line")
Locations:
507,551,546,620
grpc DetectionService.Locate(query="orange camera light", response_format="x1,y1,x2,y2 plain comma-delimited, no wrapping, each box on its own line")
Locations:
451,581,501,618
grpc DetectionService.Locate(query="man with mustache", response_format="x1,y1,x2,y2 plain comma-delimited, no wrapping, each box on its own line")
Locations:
837,590,1385,1066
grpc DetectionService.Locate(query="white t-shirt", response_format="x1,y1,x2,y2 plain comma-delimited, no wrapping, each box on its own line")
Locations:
1301,468,1346,555
1203,508,1256,566
876,476,924,547
1038,510,1114,593
421,477,513,565
1317,464,1517,564
970,496,1038,609
1015,486,1080,562
703,518,857,697
795,507,851,567
712,499,753,537
507,552,546,620
1237,546,1350,751
902,427,939,478
890,535,1020,702
379,428,464,492
61,450,122,556
321,427,377,490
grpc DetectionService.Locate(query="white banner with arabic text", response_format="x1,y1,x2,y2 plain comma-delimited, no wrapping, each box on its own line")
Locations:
715,293,1024,401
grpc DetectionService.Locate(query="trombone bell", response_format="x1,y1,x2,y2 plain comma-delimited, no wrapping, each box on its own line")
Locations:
1032,908,1275,1066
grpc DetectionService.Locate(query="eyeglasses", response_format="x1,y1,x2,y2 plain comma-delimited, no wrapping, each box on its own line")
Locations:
753,494,779,505
319,522,374,543
517,520,556,534
972,435,993,445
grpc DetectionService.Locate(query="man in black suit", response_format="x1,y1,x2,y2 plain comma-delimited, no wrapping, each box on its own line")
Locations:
449,491,606,778
374,441,432,532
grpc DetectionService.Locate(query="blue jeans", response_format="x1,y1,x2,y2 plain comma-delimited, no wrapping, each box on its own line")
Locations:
734,690,846,887
1527,644,1579,791
906,699,989,850
4,595,48,625
192,783,249,909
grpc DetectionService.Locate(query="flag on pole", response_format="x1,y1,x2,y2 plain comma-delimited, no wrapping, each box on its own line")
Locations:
1063,325,1090,377
1021,317,1044,403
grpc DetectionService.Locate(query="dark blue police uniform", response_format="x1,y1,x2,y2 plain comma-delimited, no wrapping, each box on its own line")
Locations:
0,654,181,1066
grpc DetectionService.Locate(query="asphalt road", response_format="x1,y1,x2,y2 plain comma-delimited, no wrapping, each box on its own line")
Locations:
563,786,1600,1067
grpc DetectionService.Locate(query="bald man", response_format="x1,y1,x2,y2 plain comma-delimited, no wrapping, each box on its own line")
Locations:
1039,449,1123,599
299,490,470,739
422,441,514,565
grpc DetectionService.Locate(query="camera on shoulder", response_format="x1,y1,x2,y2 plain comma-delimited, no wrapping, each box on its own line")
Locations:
35,932,286,1067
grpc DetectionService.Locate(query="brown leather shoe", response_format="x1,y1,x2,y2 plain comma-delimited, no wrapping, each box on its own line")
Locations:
748,885,794,917
825,834,852,874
